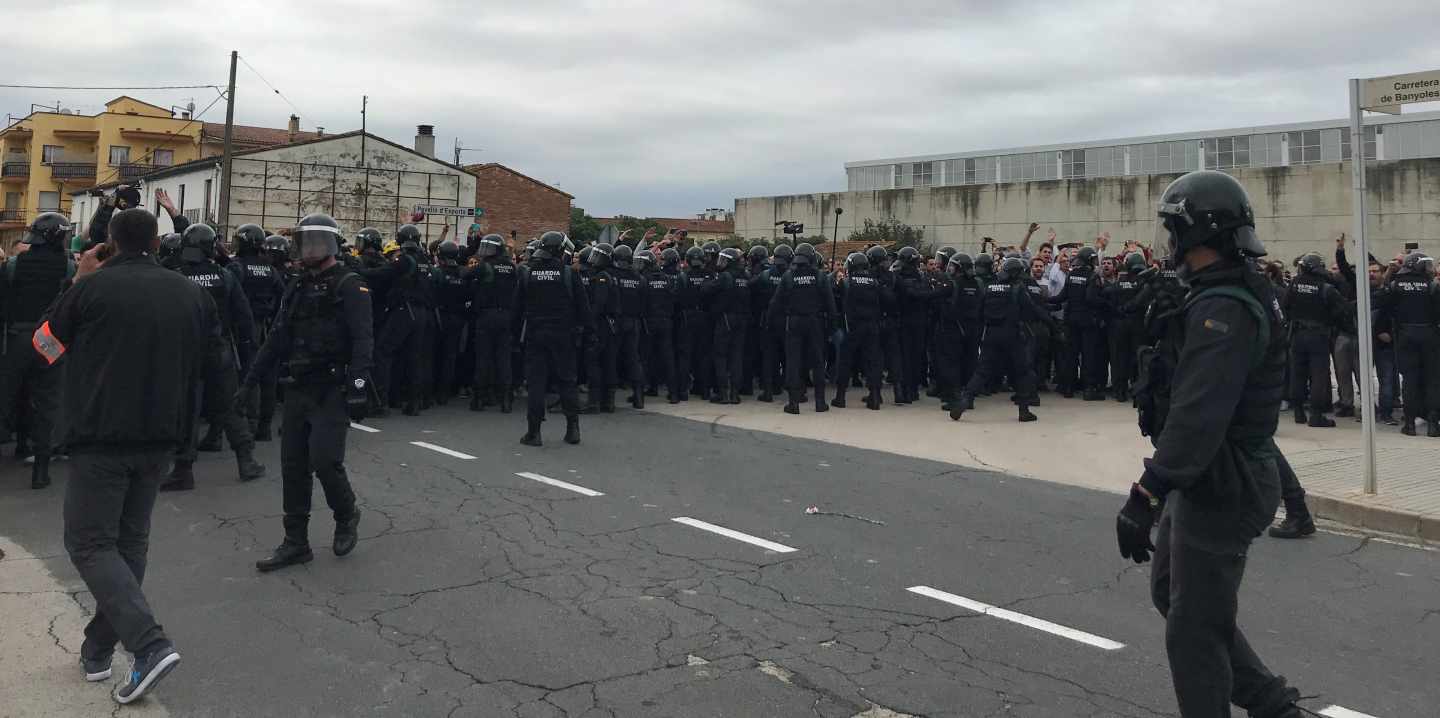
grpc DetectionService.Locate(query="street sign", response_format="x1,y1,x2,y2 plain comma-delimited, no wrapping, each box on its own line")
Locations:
413,204,483,218
1360,69,1440,114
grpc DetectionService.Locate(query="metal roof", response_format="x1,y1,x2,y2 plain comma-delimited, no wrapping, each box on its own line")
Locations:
844,110,1440,168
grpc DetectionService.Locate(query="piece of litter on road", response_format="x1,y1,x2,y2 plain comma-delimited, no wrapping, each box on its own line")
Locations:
757,660,793,684
686,655,709,666
805,506,886,526
399,463,408,468
643,504,659,508
1319,706,1380,718
818,462,831,468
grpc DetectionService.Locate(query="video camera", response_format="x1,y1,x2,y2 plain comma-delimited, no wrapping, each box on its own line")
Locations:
776,220,804,238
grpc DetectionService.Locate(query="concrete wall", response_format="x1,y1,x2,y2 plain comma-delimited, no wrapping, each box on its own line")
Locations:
736,159,1440,262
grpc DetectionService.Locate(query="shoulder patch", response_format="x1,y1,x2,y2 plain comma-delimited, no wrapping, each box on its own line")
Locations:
1202,318,1229,333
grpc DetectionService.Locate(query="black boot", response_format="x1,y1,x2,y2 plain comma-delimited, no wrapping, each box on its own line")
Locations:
1082,390,1105,402
949,393,973,421
160,461,195,492
499,388,513,414
727,388,741,405
757,389,773,403
564,416,581,445
864,388,881,411
469,393,483,412
1267,511,1316,539
254,421,272,442
402,401,420,417
333,510,361,556
1293,406,1308,424
631,390,645,409
667,389,681,405
236,447,266,482
520,418,543,446
1308,414,1336,428
784,392,800,415
831,392,847,409
197,425,224,452
1429,420,1440,438
1402,418,1417,436
815,393,829,412
1018,404,1037,422
893,387,909,405
30,454,50,489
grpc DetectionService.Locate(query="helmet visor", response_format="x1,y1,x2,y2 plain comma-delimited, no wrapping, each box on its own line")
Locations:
290,225,341,262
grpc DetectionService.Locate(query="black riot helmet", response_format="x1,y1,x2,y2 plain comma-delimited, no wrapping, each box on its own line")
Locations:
263,235,288,263
636,249,656,272
716,247,743,271
793,242,817,268
1073,246,1098,269
1156,170,1264,272
23,212,71,246
844,251,869,273
773,243,794,270
590,242,614,269
534,231,566,261
934,247,956,268
702,241,721,260
525,239,540,261
560,236,576,264
897,245,920,266
578,245,592,267
233,223,266,254
1298,252,1326,276
158,233,183,262
974,253,994,276
864,244,888,268
396,224,423,250
612,243,634,269
1400,250,1432,276
747,245,769,267
291,213,343,266
684,246,705,268
1124,251,1147,274
437,240,461,265
998,256,1027,282
948,252,974,278
660,247,680,269
478,233,506,259
180,223,218,263
355,227,383,253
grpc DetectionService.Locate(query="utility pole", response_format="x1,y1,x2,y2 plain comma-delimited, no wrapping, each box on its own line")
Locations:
217,50,237,234
359,95,368,168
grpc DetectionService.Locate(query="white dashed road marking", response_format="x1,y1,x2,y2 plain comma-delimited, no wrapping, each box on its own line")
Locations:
907,585,1125,651
515,471,605,497
671,517,798,553
1320,706,1380,718
410,441,477,460
349,423,381,433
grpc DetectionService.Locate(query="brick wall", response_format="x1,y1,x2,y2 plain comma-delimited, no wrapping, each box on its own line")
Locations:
468,164,571,246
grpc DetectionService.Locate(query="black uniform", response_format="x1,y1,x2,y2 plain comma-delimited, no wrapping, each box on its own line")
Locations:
1055,264,1107,397
753,265,787,400
894,266,937,403
643,267,681,401
961,275,1053,412
832,270,890,407
928,271,964,403
767,264,837,411
0,241,71,472
585,265,621,411
467,257,518,409
1282,272,1348,418
176,256,260,468
513,258,591,427
702,266,749,402
246,262,371,552
1103,271,1145,401
1376,266,1440,429
678,266,715,400
228,253,286,437
611,264,648,406
365,253,427,414
953,275,985,393
433,261,469,404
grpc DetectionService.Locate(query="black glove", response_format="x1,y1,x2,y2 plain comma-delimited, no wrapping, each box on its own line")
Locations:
1115,484,1158,564
346,373,372,422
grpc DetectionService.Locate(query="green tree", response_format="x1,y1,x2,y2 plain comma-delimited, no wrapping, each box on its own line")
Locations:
611,215,670,244
569,207,602,246
847,218,931,254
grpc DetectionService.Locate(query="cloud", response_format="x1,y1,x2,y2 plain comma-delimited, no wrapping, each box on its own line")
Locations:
4,0,1439,218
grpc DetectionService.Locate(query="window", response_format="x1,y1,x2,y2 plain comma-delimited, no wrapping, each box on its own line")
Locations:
178,184,186,213
1061,149,1085,178
1340,125,1378,161
1288,130,1322,164
41,145,62,164
912,161,933,187
154,149,174,167
1250,134,1284,166
1203,136,1249,169
892,164,905,188
38,191,60,211
109,146,130,165
4,192,19,209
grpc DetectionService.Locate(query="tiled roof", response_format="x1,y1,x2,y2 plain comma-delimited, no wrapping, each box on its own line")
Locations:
464,163,573,199
201,122,321,148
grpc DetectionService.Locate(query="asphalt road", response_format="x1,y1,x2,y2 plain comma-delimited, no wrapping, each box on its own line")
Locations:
1,403,1435,717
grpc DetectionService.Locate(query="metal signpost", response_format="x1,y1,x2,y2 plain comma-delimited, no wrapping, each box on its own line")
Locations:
1348,68,1440,494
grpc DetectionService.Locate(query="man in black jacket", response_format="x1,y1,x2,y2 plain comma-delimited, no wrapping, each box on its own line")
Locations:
767,243,837,414
41,208,224,703
831,252,890,410
227,224,287,440
1283,252,1350,428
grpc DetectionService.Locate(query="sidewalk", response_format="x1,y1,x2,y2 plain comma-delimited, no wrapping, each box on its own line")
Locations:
644,393,1439,542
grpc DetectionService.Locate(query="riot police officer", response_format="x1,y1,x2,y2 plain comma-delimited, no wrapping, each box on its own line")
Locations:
702,247,750,404
947,253,984,404
894,246,937,404
466,234,518,412
228,224,286,440
767,243,836,414
610,244,648,409
1104,252,1148,403
950,256,1055,423
1283,252,1350,428
514,231,590,445
866,245,903,403
1377,251,1440,436
742,245,770,395
433,240,469,405
754,244,792,402
831,252,890,410
353,227,388,325
640,249,682,403
1116,170,1305,718
365,226,425,416
677,246,714,401
245,213,370,572
0,212,72,488
1056,246,1107,400
582,243,620,412
166,223,265,490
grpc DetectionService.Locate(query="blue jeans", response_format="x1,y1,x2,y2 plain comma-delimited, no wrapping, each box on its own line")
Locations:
1375,344,1398,416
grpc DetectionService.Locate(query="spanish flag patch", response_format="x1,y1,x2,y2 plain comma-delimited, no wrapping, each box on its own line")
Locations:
32,321,65,365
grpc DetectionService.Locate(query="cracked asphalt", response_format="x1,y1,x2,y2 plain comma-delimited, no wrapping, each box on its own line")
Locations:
1,405,1436,717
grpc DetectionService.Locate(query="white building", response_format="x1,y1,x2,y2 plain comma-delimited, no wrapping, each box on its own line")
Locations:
71,129,478,245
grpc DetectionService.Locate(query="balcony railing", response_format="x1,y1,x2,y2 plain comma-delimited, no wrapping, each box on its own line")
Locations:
117,163,157,181
49,162,97,180
1,162,28,178
0,209,25,224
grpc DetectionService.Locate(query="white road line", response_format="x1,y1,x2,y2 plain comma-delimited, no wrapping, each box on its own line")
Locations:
907,585,1125,651
671,517,798,554
515,472,604,497
410,441,477,460
349,423,381,433
1320,706,1379,718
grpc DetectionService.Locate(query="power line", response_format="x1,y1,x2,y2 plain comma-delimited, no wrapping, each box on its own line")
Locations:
0,83,221,91
235,54,314,128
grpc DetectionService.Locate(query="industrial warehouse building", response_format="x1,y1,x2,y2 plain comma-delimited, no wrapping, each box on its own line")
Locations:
735,111,1440,259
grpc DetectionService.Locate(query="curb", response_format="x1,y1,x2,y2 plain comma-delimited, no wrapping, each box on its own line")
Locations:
1308,492,1440,543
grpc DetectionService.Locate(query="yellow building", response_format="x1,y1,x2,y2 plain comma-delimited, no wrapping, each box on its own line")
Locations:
0,96,203,244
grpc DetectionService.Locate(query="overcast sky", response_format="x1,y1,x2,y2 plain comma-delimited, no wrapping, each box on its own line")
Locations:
5,1,1440,218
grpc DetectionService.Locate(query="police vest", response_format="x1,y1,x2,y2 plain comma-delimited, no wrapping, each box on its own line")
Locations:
285,268,363,381
3,247,73,325
235,258,281,320
180,261,235,337
1389,273,1438,325
982,280,1023,327
1286,276,1333,327
842,272,882,321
